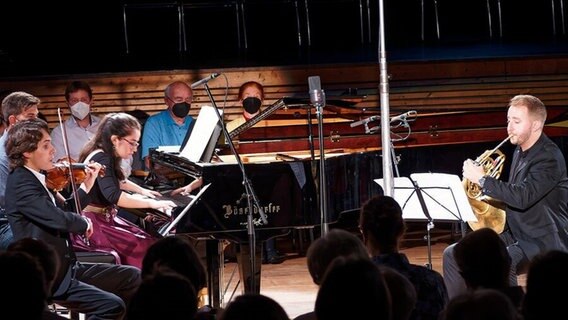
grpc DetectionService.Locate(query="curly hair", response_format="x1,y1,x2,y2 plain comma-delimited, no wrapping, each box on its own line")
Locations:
6,118,49,170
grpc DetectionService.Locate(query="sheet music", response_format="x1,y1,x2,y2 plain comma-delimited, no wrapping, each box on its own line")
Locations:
156,145,181,153
179,105,222,162
375,173,477,222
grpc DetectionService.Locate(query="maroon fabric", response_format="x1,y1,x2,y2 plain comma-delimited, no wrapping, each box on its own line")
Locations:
72,206,156,269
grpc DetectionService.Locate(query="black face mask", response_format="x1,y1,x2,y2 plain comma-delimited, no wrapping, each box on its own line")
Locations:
172,102,190,118
242,97,262,114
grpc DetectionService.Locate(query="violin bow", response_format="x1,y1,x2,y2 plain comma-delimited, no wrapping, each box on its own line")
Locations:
57,108,88,244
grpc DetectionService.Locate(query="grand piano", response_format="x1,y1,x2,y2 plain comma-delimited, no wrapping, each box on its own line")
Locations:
149,96,384,307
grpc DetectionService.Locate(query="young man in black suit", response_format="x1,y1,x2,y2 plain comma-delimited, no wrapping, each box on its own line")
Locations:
444,94,568,298
5,118,141,319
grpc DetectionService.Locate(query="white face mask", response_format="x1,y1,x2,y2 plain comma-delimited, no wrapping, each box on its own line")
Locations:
70,101,90,120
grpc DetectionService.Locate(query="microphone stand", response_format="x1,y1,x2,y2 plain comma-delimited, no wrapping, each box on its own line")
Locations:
314,101,328,236
307,108,315,161
203,83,267,294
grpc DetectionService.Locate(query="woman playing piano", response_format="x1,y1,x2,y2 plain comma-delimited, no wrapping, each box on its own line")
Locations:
72,112,176,268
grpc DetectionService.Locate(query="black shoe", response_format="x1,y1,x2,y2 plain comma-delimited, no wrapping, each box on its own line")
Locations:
263,253,286,264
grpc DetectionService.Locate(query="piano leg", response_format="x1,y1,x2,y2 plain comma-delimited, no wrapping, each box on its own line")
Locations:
205,239,224,308
235,242,262,294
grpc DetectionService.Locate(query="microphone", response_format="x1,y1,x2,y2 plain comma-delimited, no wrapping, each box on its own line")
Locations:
390,110,417,123
191,73,220,89
308,76,325,107
350,115,380,128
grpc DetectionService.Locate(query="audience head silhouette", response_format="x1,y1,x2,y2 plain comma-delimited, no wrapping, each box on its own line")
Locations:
219,293,289,320
315,256,392,320
381,266,417,320
440,288,520,320
522,250,568,320
0,251,47,320
454,227,511,290
141,236,207,292
306,228,369,285
126,267,198,320
7,237,60,296
359,195,406,254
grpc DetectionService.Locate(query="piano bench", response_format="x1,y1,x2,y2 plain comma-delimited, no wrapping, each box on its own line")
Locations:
75,251,118,264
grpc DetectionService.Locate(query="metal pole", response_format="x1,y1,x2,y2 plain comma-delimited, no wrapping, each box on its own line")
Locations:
378,0,394,196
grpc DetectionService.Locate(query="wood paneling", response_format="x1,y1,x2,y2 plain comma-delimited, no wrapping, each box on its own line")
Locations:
1,56,568,149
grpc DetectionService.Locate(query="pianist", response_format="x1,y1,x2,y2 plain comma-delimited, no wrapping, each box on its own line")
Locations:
73,113,176,268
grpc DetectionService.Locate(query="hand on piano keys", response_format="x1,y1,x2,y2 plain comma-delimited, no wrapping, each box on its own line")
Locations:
171,177,203,196
128,192,177,216
138,188,162,199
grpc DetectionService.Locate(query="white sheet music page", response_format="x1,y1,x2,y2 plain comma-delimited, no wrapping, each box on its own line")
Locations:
410,173,476,222
179,105,222,162
375,173,477,222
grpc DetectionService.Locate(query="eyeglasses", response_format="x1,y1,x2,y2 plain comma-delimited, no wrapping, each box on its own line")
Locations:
122,138,139,148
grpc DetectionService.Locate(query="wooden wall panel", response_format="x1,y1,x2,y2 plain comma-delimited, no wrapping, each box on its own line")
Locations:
0,56,567,138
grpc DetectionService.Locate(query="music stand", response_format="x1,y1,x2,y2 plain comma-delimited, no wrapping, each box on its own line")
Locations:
376,173,476,268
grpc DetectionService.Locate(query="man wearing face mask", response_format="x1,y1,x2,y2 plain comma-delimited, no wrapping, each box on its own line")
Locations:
51,81,101,163
141,81,194,170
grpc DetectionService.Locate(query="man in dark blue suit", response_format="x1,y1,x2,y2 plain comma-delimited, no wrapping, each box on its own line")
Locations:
5,118,140,319
444,94,568,298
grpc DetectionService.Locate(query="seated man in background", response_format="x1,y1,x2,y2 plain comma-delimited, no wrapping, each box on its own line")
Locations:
141,81,194,170
51,81,100,162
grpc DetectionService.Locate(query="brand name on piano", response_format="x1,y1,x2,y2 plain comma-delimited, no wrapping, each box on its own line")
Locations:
222,203,281,219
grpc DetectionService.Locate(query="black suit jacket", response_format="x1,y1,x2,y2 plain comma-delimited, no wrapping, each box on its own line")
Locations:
6,166,91,296
483,134,568,259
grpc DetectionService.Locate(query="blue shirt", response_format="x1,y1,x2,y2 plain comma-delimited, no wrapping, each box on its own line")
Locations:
141,110,193,160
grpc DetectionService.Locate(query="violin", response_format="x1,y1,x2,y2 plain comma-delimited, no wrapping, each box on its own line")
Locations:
46,162,106,192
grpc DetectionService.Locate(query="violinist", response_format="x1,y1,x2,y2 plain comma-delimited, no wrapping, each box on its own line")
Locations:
72,112,176,268
5,118,140,319
0,91,40,250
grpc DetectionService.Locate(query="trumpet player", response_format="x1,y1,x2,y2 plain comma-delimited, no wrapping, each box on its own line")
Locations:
443,94,568,298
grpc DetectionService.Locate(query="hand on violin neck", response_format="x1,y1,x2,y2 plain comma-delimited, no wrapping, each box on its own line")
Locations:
80,162,104,192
